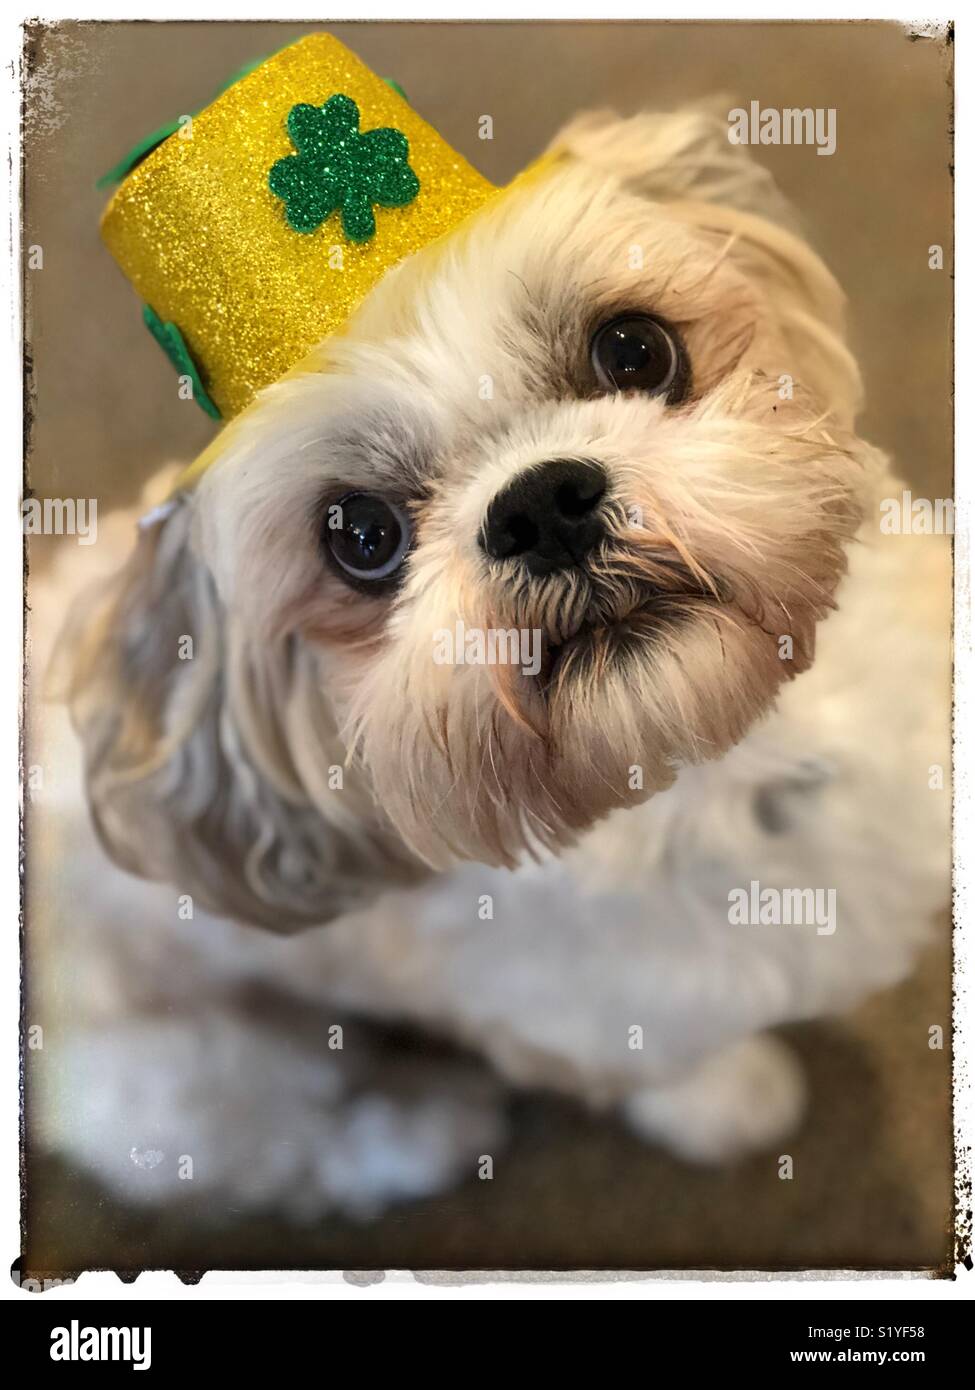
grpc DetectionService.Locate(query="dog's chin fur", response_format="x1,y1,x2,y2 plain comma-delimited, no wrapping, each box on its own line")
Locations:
340,382,872,867
64,108,882,915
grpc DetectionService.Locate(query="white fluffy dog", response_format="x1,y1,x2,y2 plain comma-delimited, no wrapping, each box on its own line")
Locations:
31,110,950,1220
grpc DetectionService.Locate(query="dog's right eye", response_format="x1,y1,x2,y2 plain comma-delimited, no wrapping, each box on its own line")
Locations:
324,492,413,585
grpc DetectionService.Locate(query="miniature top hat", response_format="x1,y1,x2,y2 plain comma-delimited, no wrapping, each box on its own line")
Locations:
100,33,500,429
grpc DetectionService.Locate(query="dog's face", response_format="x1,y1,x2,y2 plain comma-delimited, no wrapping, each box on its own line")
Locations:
68,112,881,924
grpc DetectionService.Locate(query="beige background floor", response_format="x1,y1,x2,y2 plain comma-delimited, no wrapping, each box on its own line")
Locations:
23,20,954,1274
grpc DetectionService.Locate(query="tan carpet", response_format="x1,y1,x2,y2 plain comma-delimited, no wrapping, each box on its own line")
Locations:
22,19,954,1275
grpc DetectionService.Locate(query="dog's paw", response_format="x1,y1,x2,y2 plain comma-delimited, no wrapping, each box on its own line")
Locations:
621,1034,806,1165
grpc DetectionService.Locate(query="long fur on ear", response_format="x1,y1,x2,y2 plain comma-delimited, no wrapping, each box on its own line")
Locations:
550,106,862,426
548,104,801,229
54,498,423,931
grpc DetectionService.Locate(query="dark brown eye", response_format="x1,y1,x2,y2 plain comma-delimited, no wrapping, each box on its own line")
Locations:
324,492,412,583
591,315,687,401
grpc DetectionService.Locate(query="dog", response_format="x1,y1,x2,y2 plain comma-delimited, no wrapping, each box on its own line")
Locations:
30,108,950,1220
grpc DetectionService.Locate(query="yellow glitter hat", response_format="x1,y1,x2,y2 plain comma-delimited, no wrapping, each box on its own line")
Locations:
100,33,498,428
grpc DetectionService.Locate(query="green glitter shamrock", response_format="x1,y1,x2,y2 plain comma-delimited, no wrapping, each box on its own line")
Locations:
142,304,221,420
268,93,420,244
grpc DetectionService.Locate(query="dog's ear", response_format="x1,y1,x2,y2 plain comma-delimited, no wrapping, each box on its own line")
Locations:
550,106,862,425
55,497,422,931
548,104,800,228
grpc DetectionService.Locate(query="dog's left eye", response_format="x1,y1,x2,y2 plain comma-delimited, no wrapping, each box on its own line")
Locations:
325,492,413,583
590,314,686,401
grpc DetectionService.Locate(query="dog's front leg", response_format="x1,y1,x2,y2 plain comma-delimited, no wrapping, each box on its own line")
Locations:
620,1033,806,1165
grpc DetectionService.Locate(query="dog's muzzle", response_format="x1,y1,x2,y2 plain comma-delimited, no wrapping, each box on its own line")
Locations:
479,459,607,578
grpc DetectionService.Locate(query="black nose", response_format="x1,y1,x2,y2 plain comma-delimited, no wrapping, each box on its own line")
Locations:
480,459,607,576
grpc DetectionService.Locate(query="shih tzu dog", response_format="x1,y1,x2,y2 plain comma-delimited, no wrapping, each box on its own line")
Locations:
33,108,950,1219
